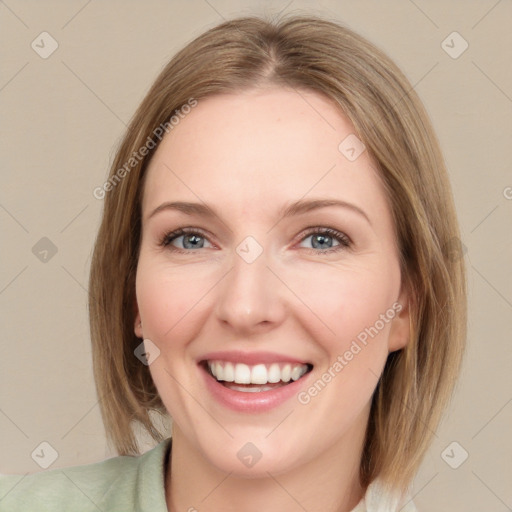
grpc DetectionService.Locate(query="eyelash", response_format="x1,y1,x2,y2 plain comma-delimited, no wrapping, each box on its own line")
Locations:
159,226,352,255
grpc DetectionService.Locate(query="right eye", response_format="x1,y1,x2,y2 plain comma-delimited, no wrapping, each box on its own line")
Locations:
160,228,214,252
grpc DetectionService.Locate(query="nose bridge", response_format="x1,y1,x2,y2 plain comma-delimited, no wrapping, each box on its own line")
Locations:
214,237,284,332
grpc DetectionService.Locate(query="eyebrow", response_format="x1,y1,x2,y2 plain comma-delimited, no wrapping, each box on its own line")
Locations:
147,198,371,226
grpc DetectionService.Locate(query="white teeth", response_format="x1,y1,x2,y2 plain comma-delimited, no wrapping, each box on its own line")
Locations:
290,365,304,381
223,362,235,382
267,363,281,383
251,364,268,384
281,364,291,382
214,362,224,381
234,363,251,384
207,360,309,385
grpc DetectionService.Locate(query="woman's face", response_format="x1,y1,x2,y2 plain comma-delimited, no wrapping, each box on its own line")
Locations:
134,87,410,476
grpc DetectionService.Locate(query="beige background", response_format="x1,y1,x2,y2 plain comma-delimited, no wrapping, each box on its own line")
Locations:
1,0,511,510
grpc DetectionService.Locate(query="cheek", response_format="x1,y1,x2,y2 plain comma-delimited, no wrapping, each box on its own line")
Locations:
134,256,213,419
287,260,400,351
293,266,398,424
135,256,214,341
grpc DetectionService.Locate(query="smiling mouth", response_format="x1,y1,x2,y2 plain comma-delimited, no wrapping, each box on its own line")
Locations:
201,360,314,392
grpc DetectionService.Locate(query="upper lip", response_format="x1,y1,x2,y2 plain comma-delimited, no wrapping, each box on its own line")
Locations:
198,350,311,366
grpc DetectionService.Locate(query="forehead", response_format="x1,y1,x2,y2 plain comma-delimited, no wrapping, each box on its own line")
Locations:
142,88,391,227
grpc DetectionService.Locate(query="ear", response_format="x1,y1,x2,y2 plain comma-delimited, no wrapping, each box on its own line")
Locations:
134,300,143,339
387,283,412,353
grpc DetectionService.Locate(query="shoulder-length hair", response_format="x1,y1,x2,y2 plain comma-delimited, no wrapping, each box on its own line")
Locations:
89,14,467,495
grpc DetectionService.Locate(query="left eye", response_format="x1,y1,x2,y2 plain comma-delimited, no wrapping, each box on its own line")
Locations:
298,229,350,251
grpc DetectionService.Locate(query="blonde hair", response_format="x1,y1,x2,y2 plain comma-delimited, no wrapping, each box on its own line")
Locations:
88,14,467,494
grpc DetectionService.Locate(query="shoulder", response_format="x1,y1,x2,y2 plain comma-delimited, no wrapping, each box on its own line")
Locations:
0,438,171,512
352,478,418,512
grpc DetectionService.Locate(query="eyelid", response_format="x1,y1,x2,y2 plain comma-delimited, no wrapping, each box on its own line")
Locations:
298,226,351,243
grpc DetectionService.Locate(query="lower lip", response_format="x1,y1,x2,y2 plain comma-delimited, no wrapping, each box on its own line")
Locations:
200,364,311,413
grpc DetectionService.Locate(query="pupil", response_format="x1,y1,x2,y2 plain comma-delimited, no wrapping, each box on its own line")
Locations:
312,234,332,249
184,234,203,249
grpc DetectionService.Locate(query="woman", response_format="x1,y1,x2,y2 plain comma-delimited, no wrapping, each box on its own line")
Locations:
0,14,466,512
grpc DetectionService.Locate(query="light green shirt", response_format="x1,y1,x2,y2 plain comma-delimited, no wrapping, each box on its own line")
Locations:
0,438,417,511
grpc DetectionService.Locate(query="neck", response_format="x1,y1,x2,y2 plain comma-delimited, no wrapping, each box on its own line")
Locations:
165,409,369,512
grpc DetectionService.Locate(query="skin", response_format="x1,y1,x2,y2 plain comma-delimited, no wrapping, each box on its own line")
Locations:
134,87,410,512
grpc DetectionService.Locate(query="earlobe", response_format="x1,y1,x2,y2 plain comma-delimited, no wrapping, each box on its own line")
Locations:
388,287,412,353
134,306,143,338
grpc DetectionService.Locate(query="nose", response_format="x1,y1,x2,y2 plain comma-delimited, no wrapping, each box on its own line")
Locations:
214,244,286,335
